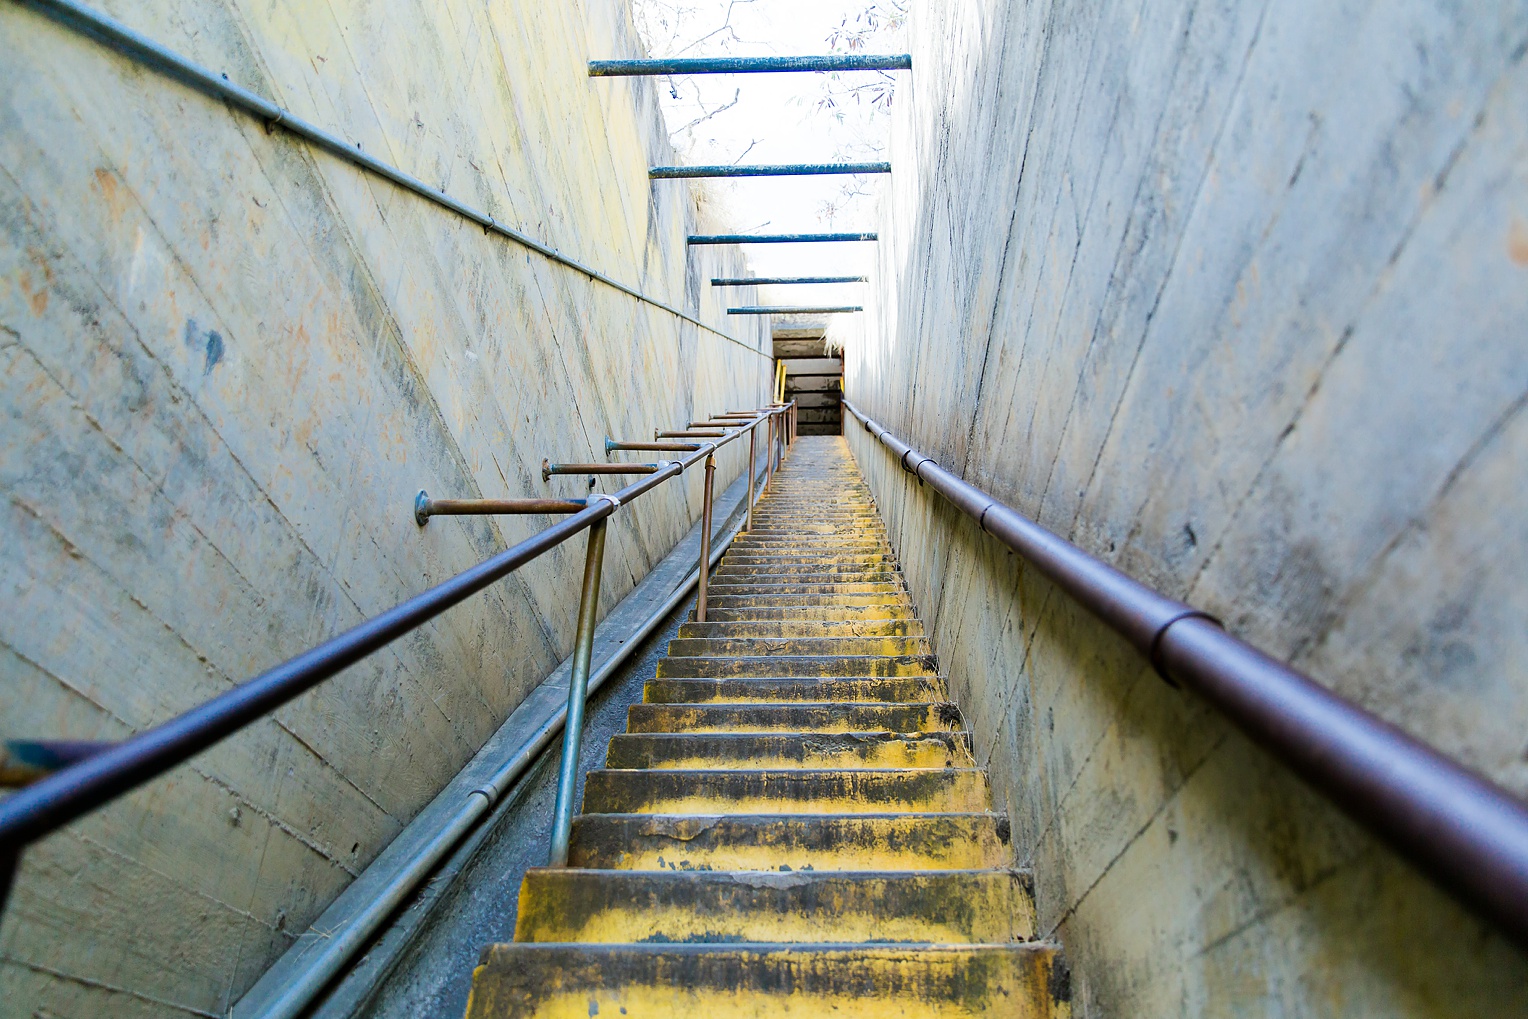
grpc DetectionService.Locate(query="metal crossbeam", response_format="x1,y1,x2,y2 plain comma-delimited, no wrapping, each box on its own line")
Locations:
590,55,912,75
651,162,890,179
727,306,863,315
711,276,867,286
688,233,877,244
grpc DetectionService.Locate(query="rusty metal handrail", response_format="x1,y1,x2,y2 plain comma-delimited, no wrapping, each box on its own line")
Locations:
0,405,791,914
842,397,1528,948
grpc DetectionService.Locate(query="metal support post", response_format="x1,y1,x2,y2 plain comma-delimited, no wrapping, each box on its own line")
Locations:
547,516,608,867
746,427,757,532
696,455,716,622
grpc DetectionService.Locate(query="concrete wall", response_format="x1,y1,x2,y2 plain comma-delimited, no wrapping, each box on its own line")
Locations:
0,0,768,1014
843,0,1528,1013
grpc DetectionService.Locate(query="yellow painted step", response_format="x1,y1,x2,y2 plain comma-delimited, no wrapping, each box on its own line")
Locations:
694,605,919,622
666,636,932,658
701,593,912,609
625,701,962,734
580,768,990,814
512,868,1037,943
656,654,937,679
465,943,1067,1018
643,676,945,704
604,732,974,770
677,619,924,639
566,812,1013,871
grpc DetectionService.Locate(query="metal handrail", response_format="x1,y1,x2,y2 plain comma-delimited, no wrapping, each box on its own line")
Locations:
0,405,792,913
842,397,1528,947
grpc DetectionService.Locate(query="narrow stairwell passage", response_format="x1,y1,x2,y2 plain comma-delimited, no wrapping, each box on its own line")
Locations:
465,437,1070,1017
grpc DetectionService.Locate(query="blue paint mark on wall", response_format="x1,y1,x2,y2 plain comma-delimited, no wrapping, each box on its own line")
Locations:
184,318,225,375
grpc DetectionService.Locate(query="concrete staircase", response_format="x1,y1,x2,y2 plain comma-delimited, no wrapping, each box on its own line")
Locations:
464,436,1070,1017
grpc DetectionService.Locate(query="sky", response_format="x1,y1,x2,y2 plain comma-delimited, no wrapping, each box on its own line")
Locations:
630,0,906,307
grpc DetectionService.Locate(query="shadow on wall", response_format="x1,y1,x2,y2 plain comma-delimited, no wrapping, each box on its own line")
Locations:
843,0,1528,1014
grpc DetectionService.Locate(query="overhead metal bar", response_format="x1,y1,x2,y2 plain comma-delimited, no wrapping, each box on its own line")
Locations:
711,276,868,286
20,0,770,360
589,55,912,76
689,233,877,244
728,306,863,315
652,162,890,179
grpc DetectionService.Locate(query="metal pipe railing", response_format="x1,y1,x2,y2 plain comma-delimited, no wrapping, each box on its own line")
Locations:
0,405,792,912
842,397,1528,948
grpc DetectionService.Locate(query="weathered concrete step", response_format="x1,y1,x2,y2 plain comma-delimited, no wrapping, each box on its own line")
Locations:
742,527,880,536
580,768,989,814
712,572,901,585
702,593,912,609
715,560,896,574
656,654,937,679
626,702,962,734
694,605,918,622
467,941,1065,1019
567,812,1012,871
666,636,931,658
644,676,945,704
706,582,906,597
677,619,925,639
605,732,974,770
512,868,1037,943
729,538,888,549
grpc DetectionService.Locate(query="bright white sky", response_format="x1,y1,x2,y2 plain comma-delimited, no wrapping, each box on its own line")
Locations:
630,0,905,304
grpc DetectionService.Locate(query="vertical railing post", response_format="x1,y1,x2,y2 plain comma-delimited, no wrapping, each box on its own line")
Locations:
696,453,716,622
764,413,776,492
746,424,757,532
547,515,608,867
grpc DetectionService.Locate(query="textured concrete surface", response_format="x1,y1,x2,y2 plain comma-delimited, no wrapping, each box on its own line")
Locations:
0,0,769,1015
841,0,1528,1014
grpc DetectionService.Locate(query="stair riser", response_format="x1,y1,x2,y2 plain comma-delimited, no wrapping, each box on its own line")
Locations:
693,606,918,622
677,620,925,639
581,770,989,815
645,677,945,704
626,703,962,734
568,814,1013,871
513,869,1037,944
656,655,938,679
666,637,931,658
467,944,1066,1019
605,733,975,770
